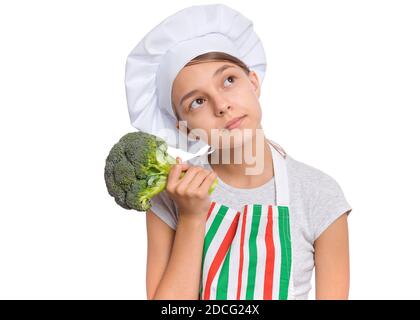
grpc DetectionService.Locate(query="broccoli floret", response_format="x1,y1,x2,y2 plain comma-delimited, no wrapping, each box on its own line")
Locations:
104,131,218,212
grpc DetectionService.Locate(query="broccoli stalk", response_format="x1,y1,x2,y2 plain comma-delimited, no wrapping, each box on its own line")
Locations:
104,131,218,212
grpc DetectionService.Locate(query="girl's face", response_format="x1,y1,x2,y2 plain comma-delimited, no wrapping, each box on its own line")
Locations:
171,60,263,150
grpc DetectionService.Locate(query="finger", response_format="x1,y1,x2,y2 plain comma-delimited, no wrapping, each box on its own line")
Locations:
175,167,202,190
198,171,218,193
187,169,212,190
166,163,191,189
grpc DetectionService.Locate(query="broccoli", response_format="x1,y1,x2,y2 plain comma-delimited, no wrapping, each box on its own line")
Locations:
104,131,218,212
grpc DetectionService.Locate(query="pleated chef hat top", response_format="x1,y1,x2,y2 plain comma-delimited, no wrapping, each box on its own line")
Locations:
124,3,267,152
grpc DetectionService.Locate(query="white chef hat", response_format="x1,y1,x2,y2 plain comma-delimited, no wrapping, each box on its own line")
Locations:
124,3,267,152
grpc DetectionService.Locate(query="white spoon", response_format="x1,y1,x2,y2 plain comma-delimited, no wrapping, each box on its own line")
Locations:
167,145,215,162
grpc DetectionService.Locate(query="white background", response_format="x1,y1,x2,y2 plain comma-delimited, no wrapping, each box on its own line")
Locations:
1,0,419,299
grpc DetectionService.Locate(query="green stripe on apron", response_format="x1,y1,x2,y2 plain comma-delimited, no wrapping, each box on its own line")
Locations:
216,246,231,299
246,204,262,300
200,204,229,298
278,206,292,300
203,205,229,259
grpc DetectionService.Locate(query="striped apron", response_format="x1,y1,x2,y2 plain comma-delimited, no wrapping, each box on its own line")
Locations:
199,140,295,300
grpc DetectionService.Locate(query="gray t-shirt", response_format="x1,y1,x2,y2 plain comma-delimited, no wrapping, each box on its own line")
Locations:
149,154,352,300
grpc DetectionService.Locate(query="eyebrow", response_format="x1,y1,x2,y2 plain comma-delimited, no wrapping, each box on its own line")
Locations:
178,64,235,108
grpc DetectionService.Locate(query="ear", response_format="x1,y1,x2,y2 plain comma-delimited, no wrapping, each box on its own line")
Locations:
176,120,190,134
248,70,261,98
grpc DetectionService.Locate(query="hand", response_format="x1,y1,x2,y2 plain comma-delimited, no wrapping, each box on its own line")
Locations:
166,157,217,223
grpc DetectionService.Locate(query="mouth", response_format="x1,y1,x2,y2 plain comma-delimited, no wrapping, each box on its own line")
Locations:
224,115,246,130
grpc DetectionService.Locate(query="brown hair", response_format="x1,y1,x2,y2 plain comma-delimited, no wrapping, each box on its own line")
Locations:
185,51,250,74
172,51,251,120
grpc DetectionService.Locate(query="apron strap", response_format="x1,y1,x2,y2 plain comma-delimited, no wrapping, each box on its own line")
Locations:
268,139,289,206
267,139,287,159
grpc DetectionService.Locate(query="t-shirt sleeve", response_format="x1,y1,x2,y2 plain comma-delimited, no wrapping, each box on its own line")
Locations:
149,190,179,230
310,171,352,242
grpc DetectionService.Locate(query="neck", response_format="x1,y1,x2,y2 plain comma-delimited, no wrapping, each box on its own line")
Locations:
208,134,274,189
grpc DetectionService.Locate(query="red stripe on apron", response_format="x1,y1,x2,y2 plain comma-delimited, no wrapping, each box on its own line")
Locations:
204,212,240,300
236,204,248,300
264,205,275,299
206,201,216,221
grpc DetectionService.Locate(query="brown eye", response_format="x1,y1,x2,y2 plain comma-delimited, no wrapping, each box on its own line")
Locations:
224,76,236,87
190,97,205,109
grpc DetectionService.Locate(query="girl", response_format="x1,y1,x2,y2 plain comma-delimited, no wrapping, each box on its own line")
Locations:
125,4,352,300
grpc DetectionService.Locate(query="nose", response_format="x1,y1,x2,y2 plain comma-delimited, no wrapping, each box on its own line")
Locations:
213,96,232,116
